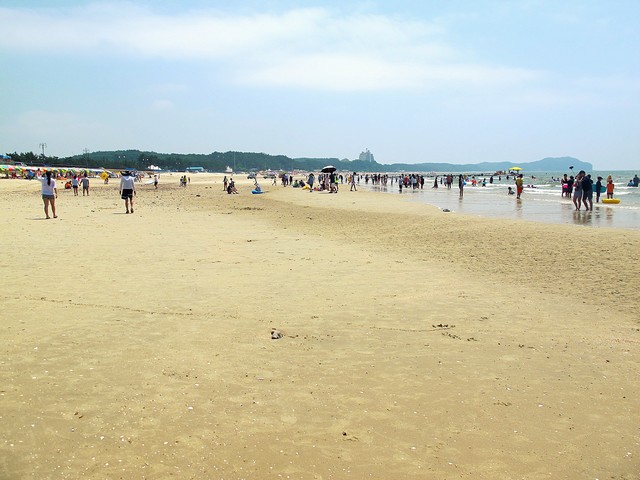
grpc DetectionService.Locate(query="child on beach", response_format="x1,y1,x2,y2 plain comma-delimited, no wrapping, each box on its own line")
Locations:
71,176,79,196
606,176,614,199
80,173,90,196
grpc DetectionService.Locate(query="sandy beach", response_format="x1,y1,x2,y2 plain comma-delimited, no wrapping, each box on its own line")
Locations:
1,173,638,479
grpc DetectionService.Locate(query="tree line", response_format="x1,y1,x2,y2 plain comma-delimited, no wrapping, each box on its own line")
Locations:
4,149,384,173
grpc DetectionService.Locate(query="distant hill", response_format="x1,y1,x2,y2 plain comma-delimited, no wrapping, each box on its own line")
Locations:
386,156,592,173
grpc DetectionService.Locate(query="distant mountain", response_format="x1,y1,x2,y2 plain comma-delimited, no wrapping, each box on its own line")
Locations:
521,156,592,172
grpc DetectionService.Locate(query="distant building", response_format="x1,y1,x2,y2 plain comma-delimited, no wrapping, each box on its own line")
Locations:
359,149,375,163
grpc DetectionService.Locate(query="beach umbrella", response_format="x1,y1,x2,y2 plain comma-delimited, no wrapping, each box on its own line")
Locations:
510,167,522,171
321,165,337,173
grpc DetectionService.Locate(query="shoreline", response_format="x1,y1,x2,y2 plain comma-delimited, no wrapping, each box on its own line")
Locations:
1,173,638,478
364,182,640,230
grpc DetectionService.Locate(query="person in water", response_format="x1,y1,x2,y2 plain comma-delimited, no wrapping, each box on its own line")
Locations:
581,172,593,211
515,174,524,199
595,176,603,203
606,176,614,199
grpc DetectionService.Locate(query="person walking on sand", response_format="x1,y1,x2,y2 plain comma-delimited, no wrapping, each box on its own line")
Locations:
350,172,357,191
38,170,58,219
223,176,228,192
80,172,90,196
119,171,136,214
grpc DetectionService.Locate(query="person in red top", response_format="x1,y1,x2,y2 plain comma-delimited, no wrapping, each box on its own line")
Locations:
606,175,615,199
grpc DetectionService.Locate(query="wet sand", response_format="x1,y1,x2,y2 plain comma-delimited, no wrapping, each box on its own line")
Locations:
1,173,639,479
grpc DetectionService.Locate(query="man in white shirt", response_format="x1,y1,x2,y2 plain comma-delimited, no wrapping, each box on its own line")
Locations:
119,171,137,214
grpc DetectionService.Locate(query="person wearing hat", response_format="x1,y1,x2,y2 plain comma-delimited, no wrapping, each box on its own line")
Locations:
595,176,603,203
119,171,136,214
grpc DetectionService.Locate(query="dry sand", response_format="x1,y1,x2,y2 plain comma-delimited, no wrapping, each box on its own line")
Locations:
1,173,639,479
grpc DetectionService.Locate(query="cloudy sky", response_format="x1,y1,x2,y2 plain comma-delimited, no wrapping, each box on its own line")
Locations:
1,0,638,168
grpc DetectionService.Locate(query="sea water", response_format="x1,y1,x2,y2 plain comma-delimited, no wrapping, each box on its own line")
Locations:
363,171,640,230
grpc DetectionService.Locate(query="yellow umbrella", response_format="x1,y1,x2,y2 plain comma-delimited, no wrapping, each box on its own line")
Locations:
510,167,522,171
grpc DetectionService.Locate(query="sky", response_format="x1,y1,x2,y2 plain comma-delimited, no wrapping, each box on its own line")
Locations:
1,0,638,169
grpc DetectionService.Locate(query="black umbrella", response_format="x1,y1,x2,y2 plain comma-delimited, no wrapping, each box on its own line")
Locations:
321,165,337,173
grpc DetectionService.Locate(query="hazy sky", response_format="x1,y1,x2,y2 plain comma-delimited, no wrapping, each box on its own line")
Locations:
1,1,638,168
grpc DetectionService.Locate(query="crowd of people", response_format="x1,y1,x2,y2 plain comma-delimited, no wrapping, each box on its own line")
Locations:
23,166,640,219
560,171,617,210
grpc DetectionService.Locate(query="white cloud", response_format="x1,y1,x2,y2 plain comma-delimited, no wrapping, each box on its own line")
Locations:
245,54,539,91
0,3,540,92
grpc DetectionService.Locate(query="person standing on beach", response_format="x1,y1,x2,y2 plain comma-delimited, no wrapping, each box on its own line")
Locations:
307,173,315,191
71,175,79,196
119,171,136,214
350,172,357,191
39,170,58,219
458,174,464,198
80,173,90,196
